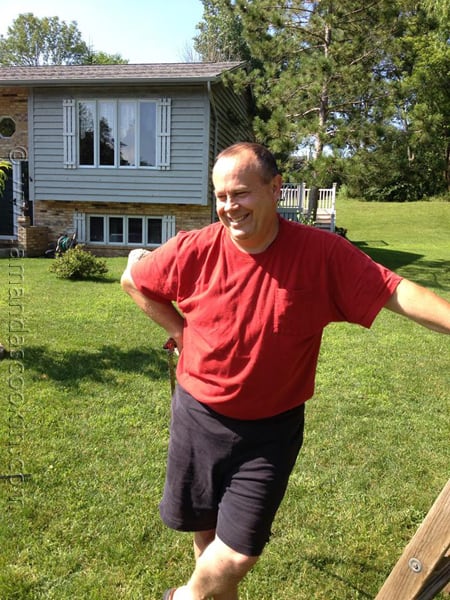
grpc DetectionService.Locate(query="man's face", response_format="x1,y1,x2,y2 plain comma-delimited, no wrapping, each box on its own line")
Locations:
213,150,282,253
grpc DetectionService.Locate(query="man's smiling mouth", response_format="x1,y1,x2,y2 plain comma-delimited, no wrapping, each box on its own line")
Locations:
228,214,250,225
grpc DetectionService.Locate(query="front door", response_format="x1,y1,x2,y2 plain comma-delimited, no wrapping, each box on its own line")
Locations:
0,160,29,239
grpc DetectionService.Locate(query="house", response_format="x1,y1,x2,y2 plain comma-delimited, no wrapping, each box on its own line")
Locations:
0,62,254,256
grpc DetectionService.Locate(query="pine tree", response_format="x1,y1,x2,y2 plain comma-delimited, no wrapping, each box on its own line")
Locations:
195,0,450,195
236,1,402,160
194,0,250,62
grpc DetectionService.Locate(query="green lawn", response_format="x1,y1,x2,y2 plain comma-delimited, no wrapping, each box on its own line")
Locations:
1,200,449,599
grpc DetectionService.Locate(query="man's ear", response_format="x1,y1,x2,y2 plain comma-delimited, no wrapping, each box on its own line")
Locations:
272,174,283,202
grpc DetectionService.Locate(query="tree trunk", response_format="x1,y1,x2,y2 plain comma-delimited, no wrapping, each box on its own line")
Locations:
315,23,332,159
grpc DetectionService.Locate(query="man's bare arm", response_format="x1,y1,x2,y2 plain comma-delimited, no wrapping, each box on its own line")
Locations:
384,278,450,334
121,250,185,350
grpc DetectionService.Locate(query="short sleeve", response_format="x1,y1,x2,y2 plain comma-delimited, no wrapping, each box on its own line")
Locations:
326,237,403,328
131,235,179,303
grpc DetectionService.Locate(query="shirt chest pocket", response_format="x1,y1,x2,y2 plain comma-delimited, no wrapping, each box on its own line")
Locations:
274,288,325,338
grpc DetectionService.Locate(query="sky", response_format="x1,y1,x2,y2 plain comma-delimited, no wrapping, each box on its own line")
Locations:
0,0,205,63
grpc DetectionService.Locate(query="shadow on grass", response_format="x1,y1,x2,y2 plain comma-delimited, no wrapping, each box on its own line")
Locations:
352,240,423,270
22,345,170,387
53,275,121,284
398,259,450,292
352,240,450,291
307,555,374,598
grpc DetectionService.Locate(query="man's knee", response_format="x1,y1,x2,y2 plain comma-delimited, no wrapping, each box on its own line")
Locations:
228,552,259,579
187,536,259,596
214,536,259,578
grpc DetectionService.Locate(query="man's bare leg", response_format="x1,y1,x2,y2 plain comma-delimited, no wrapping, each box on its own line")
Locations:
194,529,216,561
173,535,258,600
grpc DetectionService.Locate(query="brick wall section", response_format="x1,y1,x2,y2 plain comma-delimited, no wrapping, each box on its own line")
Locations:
0,87,28,159
18,216,49,257
34,200,215,256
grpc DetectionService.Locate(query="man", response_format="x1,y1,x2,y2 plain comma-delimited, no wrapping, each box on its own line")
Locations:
121,142,450,600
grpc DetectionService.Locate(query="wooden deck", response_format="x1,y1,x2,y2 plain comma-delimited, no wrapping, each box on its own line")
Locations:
278,182,337,232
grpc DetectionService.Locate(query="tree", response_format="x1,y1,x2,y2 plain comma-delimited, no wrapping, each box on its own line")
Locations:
179,41,202,63
422,0,450,27
243,2,403,160
0,13,127,66
83,50,129,65
0,13,88,65
0,160,11,195
398,1,450,192
347,0,450,199
195,1,404,169
194,0,250,62
195,0,450,197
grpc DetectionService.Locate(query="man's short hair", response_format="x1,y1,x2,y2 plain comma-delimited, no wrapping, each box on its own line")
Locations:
214,142,280,183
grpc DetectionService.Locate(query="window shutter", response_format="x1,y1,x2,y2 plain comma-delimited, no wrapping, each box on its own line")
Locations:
162,215,176,242
73,211,86,242
157,98,171,170
63,99,76,168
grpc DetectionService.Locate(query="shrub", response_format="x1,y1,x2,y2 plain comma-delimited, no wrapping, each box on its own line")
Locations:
49,245,108,280
0,160,11,195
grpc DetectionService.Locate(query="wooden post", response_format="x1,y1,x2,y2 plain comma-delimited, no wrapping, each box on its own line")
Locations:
375,479,450,600
307,186,319,221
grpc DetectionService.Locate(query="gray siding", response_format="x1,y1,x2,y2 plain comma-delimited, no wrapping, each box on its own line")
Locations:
214,82,254,151
31,85,212,206
206,81,254,212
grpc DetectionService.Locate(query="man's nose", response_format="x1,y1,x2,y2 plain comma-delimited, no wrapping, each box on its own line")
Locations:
224,195,238,210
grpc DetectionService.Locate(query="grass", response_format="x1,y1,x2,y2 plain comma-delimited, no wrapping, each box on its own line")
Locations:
0,199,449,599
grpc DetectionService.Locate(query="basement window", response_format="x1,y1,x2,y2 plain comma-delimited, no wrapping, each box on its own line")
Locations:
86,214,175,247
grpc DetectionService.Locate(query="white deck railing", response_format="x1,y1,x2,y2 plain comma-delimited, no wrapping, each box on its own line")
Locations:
278,182,337,231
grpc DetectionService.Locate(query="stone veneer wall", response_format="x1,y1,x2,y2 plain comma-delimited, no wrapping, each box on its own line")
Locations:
34,200,214,257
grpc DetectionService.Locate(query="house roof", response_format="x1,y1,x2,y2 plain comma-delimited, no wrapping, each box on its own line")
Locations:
0,62,245,87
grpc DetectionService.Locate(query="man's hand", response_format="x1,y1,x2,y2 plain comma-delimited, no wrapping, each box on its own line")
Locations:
126,248,150,269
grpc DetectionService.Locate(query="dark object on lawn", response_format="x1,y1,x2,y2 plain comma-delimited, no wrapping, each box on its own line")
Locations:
163,337,178,395
45,232,77,258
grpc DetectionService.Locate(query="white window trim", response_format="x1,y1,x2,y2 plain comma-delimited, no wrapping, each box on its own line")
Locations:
63,98,171,170
77,213,176,247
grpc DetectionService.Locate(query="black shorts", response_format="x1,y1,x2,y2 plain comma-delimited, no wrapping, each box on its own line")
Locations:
159,385,305,556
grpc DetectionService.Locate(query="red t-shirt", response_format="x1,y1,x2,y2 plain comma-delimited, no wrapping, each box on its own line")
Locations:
132,217,402,419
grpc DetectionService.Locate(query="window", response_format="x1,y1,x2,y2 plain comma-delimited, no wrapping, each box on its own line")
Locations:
128,217,143,244
64,98,171,169
79,101,95,166
108,217,124,243
0,116,16,138
99,101,115,166
119,102,136,166
89,216,104,242
85,214,175,247
147,218,162,244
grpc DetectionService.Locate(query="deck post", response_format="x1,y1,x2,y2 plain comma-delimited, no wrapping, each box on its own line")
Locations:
375,479,450,600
